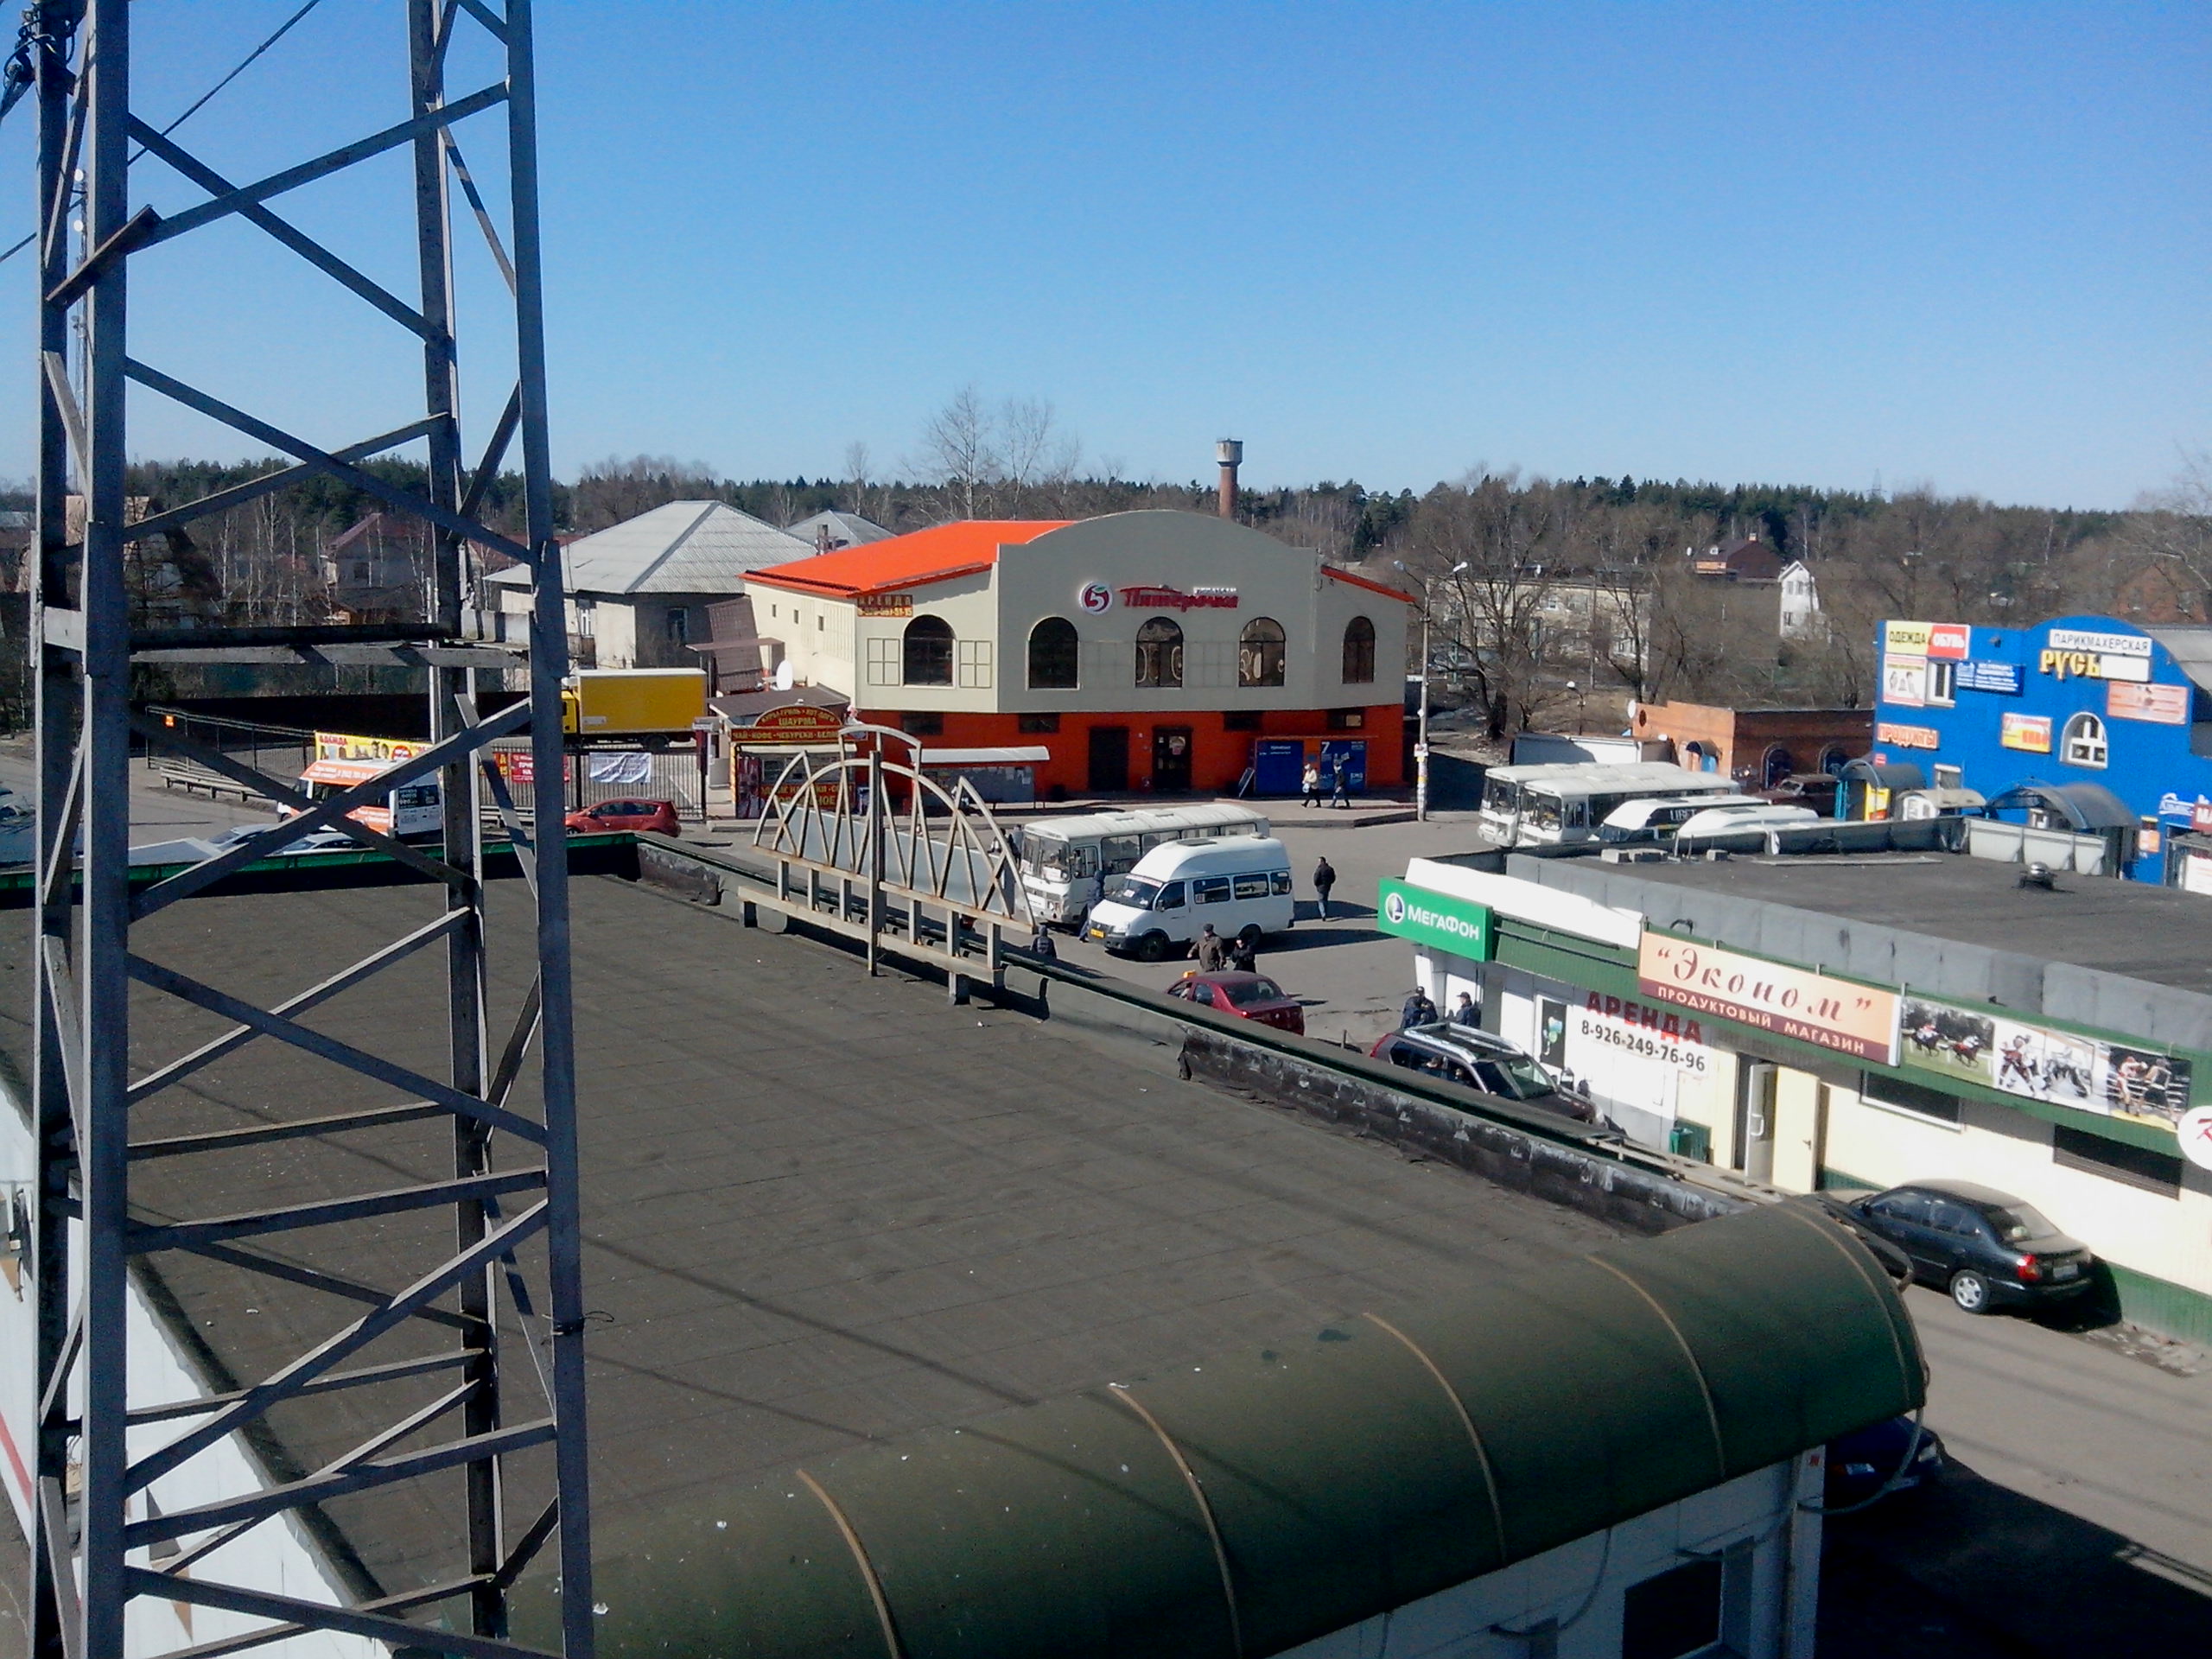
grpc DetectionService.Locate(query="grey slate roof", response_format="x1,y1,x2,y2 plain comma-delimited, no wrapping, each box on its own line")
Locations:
489,501,808,596
784,509,893,550
2142,624,2212,694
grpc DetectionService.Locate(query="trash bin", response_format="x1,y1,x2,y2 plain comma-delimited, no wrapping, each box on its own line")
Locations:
1669,1120,1713,1162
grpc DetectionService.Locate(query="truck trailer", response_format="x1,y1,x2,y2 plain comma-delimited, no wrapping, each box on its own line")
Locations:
561,668,708,736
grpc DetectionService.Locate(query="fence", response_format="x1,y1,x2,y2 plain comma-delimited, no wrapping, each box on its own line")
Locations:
140,706,311,804
485,742,708,820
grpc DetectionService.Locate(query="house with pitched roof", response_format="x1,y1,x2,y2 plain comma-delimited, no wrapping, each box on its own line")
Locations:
486,499,807,668
743,510,1414,797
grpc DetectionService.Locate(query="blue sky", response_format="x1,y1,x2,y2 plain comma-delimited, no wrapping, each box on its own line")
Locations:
0,1,2204,507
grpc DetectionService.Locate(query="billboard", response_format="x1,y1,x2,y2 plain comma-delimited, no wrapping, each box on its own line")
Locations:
1637,933,1898,1064
1904,994,2195,1133
1999,712,2051,753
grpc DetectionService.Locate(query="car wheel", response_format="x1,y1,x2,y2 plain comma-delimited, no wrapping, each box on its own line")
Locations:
1948,1269,1993,1314
1134,932,1169,963
1236,924,1263,949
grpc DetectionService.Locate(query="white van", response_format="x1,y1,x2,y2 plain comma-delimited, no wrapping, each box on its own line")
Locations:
1083,836,1296,961
1018,804,1270,925
1671,803,1820,850
1598,793,1767,843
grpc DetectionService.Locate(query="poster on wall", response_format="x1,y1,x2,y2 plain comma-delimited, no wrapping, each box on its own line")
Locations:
1880,654,1929,707
1989,1018,2099,1108
1637,932,1897,1064
2096,1046,2193,1129
1537,997,1568,1069
2107,682,2190,725
1899,996,1997,1086
1999,712,2052,753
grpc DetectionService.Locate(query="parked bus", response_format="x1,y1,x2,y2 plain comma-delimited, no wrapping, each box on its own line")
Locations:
282,731,443,839
1016,804,1270,925
1476,762,1734,849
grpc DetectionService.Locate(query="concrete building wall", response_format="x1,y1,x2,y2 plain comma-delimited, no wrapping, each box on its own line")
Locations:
1630,699,1872,783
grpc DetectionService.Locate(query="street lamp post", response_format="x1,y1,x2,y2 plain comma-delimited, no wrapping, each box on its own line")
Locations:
1395,560,1468,822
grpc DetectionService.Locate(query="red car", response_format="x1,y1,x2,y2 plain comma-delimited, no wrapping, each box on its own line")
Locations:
1167,971,1306,1034
563,798,680,836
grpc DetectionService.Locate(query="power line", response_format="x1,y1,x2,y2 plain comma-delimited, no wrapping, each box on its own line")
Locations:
0,0,325,268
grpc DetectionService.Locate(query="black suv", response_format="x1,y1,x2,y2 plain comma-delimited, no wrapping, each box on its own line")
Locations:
1849,1179,2094,1314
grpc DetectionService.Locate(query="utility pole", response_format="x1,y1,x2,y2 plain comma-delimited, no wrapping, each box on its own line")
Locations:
1396,559,1466,822
25,4,593,1656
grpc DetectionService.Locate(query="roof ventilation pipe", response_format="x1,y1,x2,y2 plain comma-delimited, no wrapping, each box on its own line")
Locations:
1217,439,1243,519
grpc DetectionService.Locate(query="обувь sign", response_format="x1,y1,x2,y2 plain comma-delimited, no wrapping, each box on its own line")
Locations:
1637,932,1898,1064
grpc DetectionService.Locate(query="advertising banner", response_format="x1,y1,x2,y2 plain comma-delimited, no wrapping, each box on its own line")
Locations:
1880,654,1929,707
1378,879,1495,960
1876,721,1940,749
2000,712,2052,753
1922,1005,2199,1133
1955,660,2023,695
1884,620,1933,655
2107,682,2189,725
1927,623,1971,660
2049,626,2152,659
1637,933,1898,1064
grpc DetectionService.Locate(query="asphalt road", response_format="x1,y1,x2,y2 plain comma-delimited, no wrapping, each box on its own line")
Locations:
0,736,274,848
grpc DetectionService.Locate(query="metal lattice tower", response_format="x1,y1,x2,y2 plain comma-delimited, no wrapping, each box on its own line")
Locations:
26,3,591,1655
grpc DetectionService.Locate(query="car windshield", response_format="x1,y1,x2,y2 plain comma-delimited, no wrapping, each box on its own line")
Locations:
1986,1203,2058,1243
1487,1055,1558,1100
1104,875,1163,908
1218,976,1287,1007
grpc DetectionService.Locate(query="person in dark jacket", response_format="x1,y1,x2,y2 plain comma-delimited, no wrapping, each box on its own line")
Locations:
1329,762,1351,808
1451,990,1480,1027
1192,924,1230,972
1312,855,1337,920
1028,925,1058,962
1228,933,1258,974
1400,988,1438,1029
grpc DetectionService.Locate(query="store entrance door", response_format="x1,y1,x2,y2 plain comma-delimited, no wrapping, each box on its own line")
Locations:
1152,726,1193,792
1088,726,1129,792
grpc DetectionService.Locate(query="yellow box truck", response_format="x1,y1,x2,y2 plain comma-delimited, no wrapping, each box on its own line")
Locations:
561,668,709,736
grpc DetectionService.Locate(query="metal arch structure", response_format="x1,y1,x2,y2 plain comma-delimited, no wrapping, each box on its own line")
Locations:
27,4,591,1658
751,724,1033,983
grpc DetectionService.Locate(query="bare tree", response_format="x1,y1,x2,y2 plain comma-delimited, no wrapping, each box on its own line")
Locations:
918,385,1001,519
2120,450,2212,620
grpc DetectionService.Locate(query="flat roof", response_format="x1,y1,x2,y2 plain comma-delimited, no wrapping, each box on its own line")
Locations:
1531,850,2212,997
0,874,1618,1600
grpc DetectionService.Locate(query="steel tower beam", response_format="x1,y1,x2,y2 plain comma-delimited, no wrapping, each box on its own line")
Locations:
27,3,591,1656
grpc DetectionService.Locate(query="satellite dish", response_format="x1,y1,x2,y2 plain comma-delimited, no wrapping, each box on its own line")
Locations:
772,658,795,690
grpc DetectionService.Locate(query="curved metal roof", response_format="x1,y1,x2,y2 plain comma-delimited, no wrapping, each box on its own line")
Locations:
515,1204,1920,1659
1986,779,2137,831
1840,758,1926,791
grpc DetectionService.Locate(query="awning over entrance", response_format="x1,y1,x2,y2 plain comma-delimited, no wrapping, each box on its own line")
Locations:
1840,759,1925,792
1984,780,2136,831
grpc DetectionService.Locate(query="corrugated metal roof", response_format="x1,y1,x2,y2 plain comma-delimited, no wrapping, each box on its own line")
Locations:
785,509,893,549
488,501,810,595
2143,625,2212,694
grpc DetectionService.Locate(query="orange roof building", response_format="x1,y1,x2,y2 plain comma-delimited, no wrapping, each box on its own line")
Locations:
739,510,1414,802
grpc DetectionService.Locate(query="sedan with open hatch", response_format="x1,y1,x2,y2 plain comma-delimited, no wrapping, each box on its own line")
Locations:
1847,1179,2094,1314
1167,971,1305,1035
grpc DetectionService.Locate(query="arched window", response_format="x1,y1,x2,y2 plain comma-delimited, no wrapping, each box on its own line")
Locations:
1027,616,1079,689
1135,617,1184,688
1239,617,1287,688
1818,746,1850,775
902,615,953,686
1763,746,1795,787
2062,712,2107,769
1341,615,1376,684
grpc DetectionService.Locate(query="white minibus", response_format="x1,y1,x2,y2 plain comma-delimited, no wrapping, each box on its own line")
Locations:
1670,803,1821,851
1017,804,1270,926
1477,762,1735,848
1083,836,1296,961
1597,793,1767,844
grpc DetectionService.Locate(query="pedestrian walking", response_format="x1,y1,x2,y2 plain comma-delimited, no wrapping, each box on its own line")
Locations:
1300,759,1322,807
1330,762,1351,809
1193,924,1230,972
1228,933,1258,974
1400,987,1438,1029
1451,991,1480,1027
1312,855,1337,920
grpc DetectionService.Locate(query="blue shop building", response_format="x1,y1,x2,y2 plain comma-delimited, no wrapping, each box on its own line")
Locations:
1869,613,2212,886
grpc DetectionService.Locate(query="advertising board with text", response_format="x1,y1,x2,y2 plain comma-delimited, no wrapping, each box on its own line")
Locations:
1955,660,2023,695
1377,879,1494,960
2107,681,2189,725
1637,933,1898,1064
2000,712,2052,753
1879,654,1928,707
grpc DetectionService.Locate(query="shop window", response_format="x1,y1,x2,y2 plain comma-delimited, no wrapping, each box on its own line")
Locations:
1926,659,1956,706
1327,709,1365,731
1018,713,1060,734
1860,1071,1962,1125
1342,615,1376,683
2062,712,2107,768
1621,1558,1722,1659
901,711,944,736
1239,618,1287,688
1027,616,1079,689
1135,617,1184,688
902,616,954,686
1222,709,1262,732
2053,1125,2182,1197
